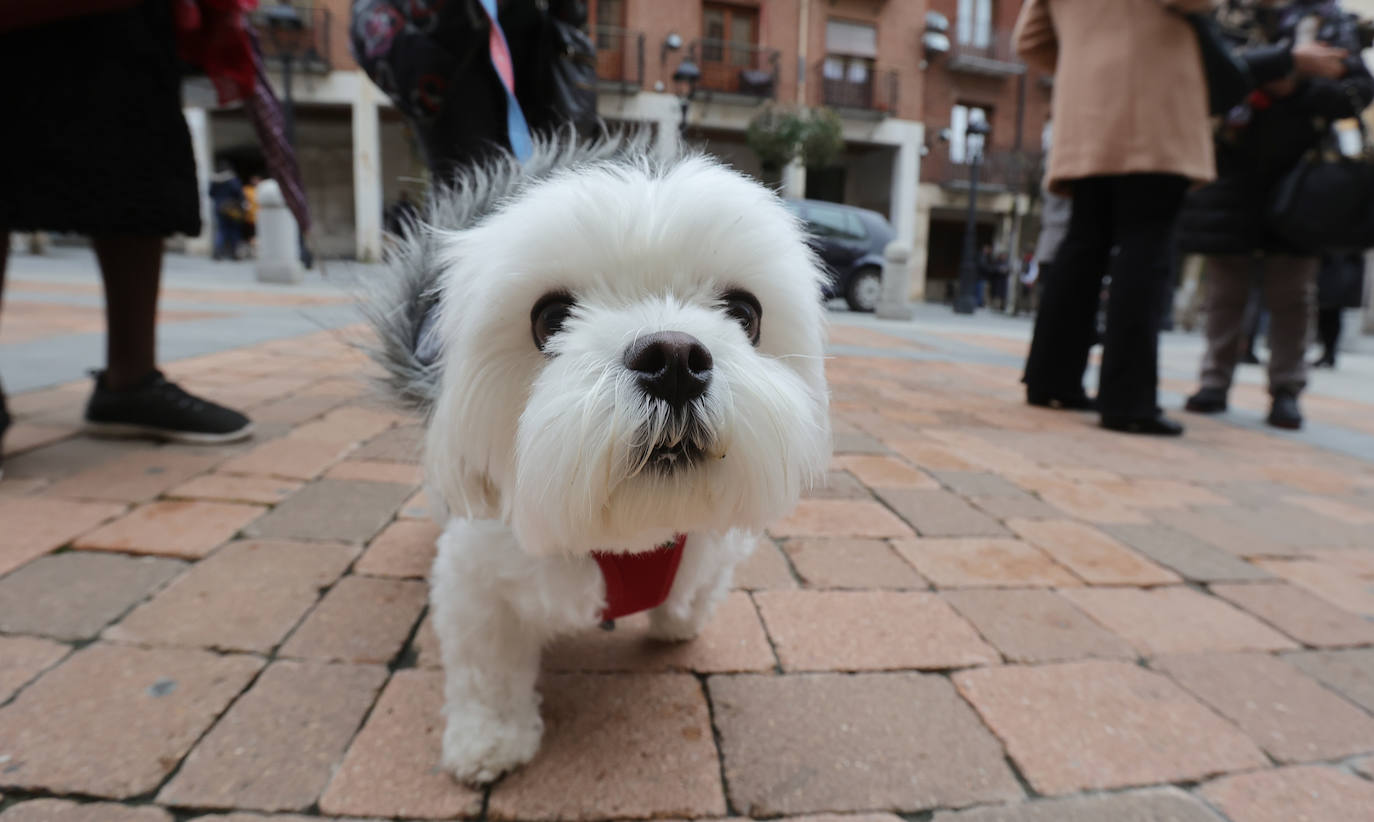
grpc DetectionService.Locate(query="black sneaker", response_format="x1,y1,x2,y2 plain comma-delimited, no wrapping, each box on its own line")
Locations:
85,370,254,444
1267,391,1303,430
1184,387,1228,414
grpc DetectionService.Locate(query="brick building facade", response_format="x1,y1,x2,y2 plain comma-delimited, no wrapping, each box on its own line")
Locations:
184,0,1049,302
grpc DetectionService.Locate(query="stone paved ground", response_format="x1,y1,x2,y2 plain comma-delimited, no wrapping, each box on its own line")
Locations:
3,252,1374,821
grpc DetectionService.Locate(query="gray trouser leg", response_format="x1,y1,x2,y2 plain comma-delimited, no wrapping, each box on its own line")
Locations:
1199,255,1255,391
1260,255,1318,396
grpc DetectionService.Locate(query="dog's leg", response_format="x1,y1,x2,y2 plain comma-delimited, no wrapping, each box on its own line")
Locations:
648,531,755,641
431,524,547,785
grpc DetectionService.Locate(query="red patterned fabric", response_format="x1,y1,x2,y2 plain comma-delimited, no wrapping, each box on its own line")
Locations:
173,0,310,234
174,0,255,103
592,535,688,622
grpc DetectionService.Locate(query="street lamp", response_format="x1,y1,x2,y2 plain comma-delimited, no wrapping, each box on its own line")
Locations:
673,56,701,138
262,1,310,267
262,1,305,143
953,114,991,314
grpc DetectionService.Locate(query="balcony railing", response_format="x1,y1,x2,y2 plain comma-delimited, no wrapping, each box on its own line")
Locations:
251,3,332,74
814,60,898,116
946,29,1025,76
688,39,780,98
924,149,1045,192
591,24,644,92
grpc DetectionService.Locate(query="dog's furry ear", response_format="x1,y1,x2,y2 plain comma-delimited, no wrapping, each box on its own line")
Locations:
423,391,504,521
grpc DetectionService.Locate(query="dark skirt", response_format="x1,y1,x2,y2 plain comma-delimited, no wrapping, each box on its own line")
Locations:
0,1,200,237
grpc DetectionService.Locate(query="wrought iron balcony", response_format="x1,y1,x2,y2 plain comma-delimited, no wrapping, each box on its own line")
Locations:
688,39,780,99
945,29,1025,77
814,59,899,116
924,149,1045,192
591,25,645,92
252,2,332,74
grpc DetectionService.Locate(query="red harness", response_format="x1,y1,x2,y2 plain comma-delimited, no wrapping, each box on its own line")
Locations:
591,534,687,622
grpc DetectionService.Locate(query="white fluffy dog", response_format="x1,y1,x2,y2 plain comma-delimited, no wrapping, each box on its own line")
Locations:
366,136,831,784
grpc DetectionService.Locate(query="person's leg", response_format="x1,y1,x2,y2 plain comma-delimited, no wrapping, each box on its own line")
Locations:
85,234,252,442
92,235,161,390
1240,284,1263,363
1194,255,1254,398
1262,254,1317,400
1097,174,1189,425
1315,307,1341,366
1023,178,1113,405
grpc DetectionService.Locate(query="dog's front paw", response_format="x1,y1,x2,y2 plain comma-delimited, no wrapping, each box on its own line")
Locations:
647,606,703,642
441,704,544,785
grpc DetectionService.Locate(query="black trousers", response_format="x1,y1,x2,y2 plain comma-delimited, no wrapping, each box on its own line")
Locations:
1317,306,1343,360
1023,174,1190,419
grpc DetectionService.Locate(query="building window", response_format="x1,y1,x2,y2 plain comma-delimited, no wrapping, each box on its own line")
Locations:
702,3,758,65
589,0,627,80
699,2,759,92
956,0,993,48
823,19,877,108
950,104,991,164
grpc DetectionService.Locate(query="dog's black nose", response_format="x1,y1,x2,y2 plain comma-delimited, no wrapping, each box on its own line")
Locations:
624,331,713,409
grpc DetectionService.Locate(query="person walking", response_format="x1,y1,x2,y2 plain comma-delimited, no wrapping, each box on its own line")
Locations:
1016,0,1218,435
1180,1,1371,429
1314,251,1367,368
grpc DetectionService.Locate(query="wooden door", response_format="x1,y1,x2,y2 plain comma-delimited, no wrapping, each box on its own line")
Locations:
701,3,758,93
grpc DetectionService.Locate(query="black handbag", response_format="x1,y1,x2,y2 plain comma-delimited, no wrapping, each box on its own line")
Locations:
1267,124,1374,253
1184,13,1253,116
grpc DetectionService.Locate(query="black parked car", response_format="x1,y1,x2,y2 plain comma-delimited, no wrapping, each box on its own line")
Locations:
785,198,895,312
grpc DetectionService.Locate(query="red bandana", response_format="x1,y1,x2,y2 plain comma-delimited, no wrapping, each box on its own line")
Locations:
592,535,687,622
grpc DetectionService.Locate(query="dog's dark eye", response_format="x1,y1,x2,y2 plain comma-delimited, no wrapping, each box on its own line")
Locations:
722,290,762,346
531,292,575,352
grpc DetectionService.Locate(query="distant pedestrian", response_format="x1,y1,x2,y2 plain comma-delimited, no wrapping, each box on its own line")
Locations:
242,174,261,255
209,164,247,261
1314,251,1367,368
1016,0,1217,436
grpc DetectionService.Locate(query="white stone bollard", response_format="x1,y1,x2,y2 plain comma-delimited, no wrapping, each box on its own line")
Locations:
875,241,915,321
255,179,303,285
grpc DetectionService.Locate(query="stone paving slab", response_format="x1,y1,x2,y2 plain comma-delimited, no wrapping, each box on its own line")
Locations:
244,479,413,543
0,800,173,822
0,636,68,703
1211,581,1374,648
931,787,1226,822
1281,648,1374,713
1200,765,1374,822
0,644,262,797
711,673,1021,816
316,670,484,819
942,589,1136,664
1153,652,1374,763
0,552,183,640
954,661,1269,795
1059,586,1298,657
3,308,1374,820
755,590,999,671
157,661,387,812
105,540,358,653
487,673,725,821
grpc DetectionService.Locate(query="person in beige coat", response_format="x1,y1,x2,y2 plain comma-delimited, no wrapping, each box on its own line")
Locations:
1017,0,1217,436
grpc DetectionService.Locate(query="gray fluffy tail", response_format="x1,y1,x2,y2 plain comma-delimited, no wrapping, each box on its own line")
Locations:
360,129,661,416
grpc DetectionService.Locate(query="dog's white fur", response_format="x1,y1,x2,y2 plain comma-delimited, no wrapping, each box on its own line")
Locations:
418,149,831,783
